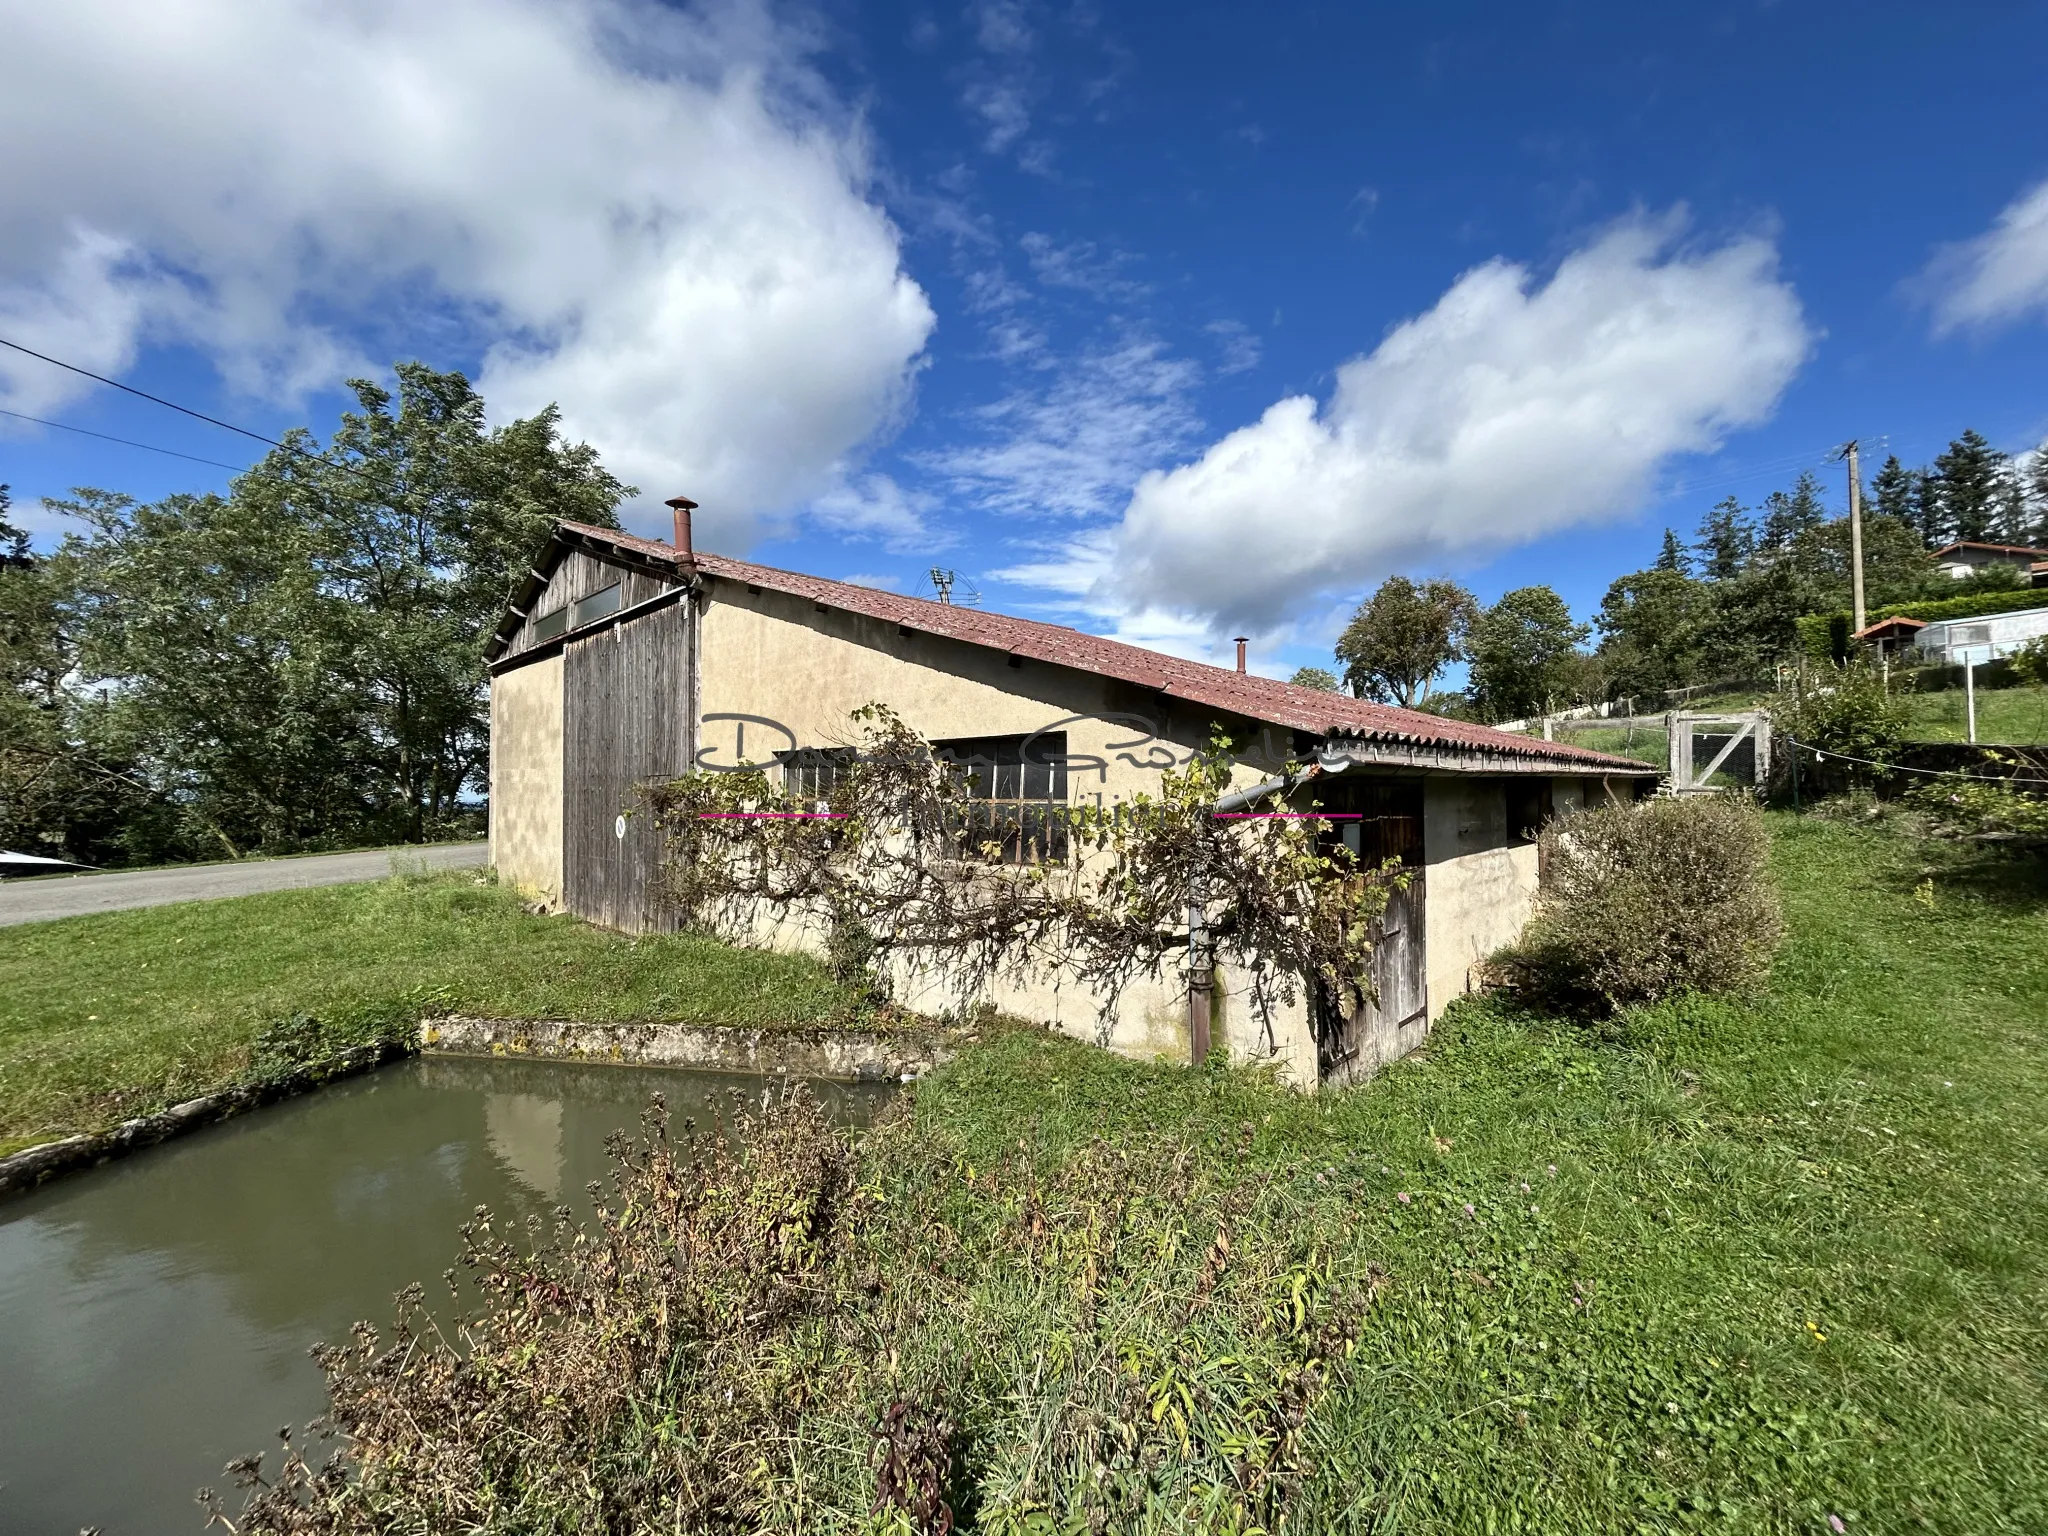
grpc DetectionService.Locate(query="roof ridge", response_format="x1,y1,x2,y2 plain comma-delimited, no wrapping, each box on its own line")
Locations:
550,521,1652,773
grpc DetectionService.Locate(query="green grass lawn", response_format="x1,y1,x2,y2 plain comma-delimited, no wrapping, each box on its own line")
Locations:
859,812,2047,1530
0,871,869,1153
1902,681,2048,744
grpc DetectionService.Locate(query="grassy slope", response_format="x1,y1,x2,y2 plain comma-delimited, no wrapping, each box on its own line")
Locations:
901,814,2048,1531
0,872,866,1152
1901,681,2048,744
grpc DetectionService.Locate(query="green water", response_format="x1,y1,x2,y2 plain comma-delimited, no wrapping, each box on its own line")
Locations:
0,1056,888,1534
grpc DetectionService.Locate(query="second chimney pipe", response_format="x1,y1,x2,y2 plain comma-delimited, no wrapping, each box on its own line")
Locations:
666,495,698,558
1234,637,1249,674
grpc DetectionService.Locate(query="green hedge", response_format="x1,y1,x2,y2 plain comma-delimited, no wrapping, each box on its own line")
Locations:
1797,586,2048,660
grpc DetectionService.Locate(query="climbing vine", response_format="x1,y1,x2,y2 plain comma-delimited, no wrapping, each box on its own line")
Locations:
645,705,1399,1037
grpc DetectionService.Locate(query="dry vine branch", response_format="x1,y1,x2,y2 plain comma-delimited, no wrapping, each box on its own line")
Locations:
646,705,1401,1039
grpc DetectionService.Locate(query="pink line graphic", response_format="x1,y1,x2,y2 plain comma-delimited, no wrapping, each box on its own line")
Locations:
697,811,849,819
1212,812,1363,820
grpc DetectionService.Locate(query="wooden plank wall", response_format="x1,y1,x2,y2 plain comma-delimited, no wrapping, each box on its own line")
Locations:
1316,776,1429,1087
562,599,693,932
502,549,676,662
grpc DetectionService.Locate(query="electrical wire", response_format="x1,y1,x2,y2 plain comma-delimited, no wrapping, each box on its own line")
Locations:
0,406,248,473
0,334,372,481
1785,736,2048,787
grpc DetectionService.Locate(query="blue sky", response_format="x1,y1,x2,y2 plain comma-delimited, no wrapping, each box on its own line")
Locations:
3,0,2047,681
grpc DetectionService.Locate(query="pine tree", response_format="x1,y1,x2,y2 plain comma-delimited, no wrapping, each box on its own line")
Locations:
1868,455,1916,525
1654,528,1689,574
1932,429,2006,544
0,484,26,568
1694,496,1753,582
1912,467,1948,549
1758,470,1829,552
2029,446,2048,547
1991,460,2031,545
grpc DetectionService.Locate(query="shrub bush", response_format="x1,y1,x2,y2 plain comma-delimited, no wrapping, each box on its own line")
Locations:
1492,795,1783,1014
1906,770,2048,841
1772,660,1912,767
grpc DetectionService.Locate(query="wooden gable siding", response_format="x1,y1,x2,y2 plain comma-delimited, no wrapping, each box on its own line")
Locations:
502,548,676,661
562,597,694,933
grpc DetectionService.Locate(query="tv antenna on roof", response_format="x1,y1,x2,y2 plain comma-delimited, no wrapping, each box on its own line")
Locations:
923,567,981,606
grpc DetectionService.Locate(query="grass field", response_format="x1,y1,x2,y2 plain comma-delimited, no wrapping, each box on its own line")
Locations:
1901,681,2048,744
845,812,2047,1530
0,871,868,1153
210,811,2048,1534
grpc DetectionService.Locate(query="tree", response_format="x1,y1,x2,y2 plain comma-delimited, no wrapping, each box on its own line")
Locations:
1758,471,1829,553
1288,665,1341,692
0,485,169,864
1932,429,2006,544
1868,455,1915,525
1654,528,1687,577
0,484,27,568
44,364,631,857
1910,465,1948,549
2029,445,2048,547
1334,576,1477,708
1595,568,1710,701
1654,528,1689,575
1464,585,1590,722
1693,496,1754,583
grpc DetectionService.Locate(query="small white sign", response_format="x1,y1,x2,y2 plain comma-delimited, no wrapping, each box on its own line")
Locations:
614,814,627,841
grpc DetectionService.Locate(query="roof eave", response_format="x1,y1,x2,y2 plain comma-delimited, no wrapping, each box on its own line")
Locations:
1318,733,1659,777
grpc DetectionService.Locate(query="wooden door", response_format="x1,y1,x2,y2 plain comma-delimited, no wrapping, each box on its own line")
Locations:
1313,776,1428,1088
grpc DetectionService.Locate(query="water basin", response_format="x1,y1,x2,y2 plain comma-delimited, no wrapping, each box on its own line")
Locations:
0,1055,888,1534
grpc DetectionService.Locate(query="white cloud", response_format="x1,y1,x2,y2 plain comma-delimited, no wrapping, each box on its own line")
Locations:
927,336,1202,520
1204,319,1262,375
1927,177,2048,333
1053,213,1810,633
0,0,934,548
2,495,88,548
802,473,940,552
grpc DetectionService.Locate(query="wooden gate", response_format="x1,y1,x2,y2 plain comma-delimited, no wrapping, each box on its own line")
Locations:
1313,777,1428,1088
1666,711,1771,795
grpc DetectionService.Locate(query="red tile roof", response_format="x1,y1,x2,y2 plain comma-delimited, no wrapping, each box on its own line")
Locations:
1853,615,1927,640
1930,541,2048,561
555,521,1654,774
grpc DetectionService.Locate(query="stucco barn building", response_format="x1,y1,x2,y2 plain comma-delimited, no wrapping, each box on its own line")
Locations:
486,506,1656,1088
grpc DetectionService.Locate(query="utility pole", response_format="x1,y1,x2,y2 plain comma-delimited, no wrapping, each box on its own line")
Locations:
1843,440,1867,637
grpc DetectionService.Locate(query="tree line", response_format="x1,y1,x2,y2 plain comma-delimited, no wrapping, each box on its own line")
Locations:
1293,428,2048,722
0,365,629,868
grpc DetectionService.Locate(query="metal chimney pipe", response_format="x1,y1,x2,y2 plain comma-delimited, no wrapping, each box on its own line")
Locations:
666,495,698,558
1233,637,1249,674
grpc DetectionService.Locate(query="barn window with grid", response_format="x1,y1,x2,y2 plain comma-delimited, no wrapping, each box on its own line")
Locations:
777,746,856,802
934,732,1069,864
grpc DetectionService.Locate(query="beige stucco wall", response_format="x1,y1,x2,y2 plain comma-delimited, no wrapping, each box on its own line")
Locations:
695,587,1315,1084
489,654,565,906
1422,776,1538,1022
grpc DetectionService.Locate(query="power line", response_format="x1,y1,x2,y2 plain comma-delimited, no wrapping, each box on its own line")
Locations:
0,406,248,473
0,334,371,482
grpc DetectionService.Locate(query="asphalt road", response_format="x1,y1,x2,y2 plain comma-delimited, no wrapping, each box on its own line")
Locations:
0,842,489,928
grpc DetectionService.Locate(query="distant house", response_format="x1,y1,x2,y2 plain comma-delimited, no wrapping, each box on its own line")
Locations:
484,508,1657,1089
1853,615,1927,658
1929,542,2048,583
1913,604,2048,665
